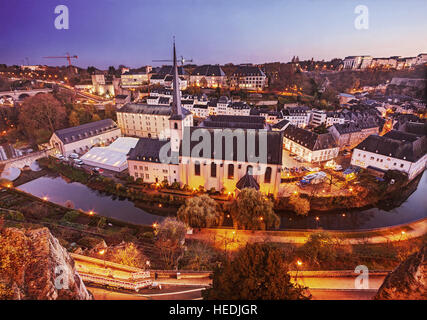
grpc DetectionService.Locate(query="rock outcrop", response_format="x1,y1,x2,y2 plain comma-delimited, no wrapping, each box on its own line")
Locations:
0,227,93,300
375,245,426,300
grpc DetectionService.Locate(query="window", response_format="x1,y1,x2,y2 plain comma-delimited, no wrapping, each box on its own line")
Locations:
246,165,253,175
264,167,272,183
195,162,201,176
134,165,137,170
228,164,234,179
174,122,178,129
211,162,217,177
145,174,149,179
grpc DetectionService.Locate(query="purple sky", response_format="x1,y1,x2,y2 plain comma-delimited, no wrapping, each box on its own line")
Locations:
1,0,426,69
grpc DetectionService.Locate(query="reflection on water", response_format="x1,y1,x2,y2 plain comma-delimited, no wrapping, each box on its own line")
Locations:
18,171,427,230
18,176,162,225
280,170,427,230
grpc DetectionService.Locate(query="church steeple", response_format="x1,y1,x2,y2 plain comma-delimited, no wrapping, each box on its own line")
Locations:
171,39,182,117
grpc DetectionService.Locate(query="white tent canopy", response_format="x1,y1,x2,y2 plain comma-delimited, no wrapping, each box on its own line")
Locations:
80,137,139,172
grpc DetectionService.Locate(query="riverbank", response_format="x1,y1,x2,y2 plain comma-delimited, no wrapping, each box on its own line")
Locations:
187,217,427,245
35,157,423,219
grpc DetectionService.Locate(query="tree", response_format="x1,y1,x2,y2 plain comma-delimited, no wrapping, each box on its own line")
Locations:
91,114,101,122
177,195,222,228
289,194,310,216
106,242,148,269
18,93,66,143
203,243,310,300
108,66,116,75
230,188,279,230
299,232,337,267
68,111,80,127
155,218,187,269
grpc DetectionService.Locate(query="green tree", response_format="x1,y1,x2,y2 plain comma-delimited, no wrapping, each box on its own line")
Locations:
230,188,279,230
177,195,222,228
289,194,310,216
203,243,310,300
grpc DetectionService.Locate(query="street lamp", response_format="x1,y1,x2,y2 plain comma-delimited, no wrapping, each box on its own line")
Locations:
295,260,303,282
98,249,106,268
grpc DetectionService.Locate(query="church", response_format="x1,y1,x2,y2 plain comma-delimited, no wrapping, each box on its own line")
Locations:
126,42,283,197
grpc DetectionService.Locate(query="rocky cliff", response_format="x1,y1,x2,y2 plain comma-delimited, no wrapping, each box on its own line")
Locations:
0,227,93,300
375,245,426,300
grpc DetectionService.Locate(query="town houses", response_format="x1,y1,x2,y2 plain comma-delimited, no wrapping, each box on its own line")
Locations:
328,120,379,151
50,119,122,157
229,65,268,90
351,125,427,180
282,125,339,163
189,65,227,88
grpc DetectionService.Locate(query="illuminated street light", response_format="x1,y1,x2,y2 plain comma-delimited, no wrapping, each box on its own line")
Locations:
297,260,303,266
42,196,48,201
88,210,95,215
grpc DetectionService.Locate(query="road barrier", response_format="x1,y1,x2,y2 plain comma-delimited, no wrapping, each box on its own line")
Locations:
79,272,152,292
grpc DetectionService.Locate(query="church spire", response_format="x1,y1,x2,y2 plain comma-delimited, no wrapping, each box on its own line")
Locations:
172,38,182,117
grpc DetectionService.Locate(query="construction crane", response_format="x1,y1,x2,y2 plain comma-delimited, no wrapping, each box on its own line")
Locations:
43,53,78,66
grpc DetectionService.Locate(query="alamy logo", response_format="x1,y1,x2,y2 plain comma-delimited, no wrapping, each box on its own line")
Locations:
54,5,69,30
158,128,269,175
354,265,369,289
354,5,369,30
54,265,69,290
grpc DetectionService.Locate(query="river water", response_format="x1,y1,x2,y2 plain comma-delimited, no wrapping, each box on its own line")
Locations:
17,170,427,231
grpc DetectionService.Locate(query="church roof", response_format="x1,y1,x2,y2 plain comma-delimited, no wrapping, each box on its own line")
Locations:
180,127,283,165
236,173,260,190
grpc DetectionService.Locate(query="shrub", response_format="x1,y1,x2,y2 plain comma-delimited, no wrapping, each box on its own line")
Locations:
61,211,80,223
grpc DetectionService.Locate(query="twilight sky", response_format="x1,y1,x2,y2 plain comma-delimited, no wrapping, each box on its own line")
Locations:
1,0,426,69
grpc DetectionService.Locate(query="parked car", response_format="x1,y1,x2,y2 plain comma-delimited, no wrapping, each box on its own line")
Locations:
93,167,104,174
69,153,79,159
73,159,84,165
333,165,343,171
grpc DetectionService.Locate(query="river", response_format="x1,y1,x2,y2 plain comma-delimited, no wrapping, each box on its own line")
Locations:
17,170,427,231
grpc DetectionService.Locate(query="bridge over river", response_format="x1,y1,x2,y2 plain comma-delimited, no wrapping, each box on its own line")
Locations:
0,88,53,102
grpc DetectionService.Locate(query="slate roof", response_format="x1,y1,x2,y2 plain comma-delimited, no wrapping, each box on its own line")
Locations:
191,65,225,77
127,138,173,163
232,66,266,77
229,102,250,110
332,120,378,135
355,130,427,162
193,104,208,109
236,173,260,190
200,115,266,129
54,119,119,144
282,106,309,116
180,127,283,165
283,125,338,150
150,74,166,80
272,119,290,130
157,65,187,76
118,103,171,115
398,122,427,137
158,97,171,105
